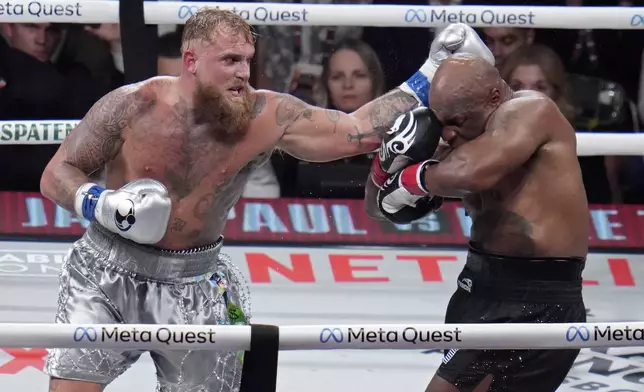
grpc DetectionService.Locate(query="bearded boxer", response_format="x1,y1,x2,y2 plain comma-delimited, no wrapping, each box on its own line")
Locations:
367,54,588,392
39,8,494,392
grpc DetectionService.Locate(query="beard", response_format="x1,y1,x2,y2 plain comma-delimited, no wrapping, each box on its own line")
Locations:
192,80,253,145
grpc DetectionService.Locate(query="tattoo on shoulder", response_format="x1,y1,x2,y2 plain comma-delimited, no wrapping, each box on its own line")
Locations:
251,94,266,119
273,95,313,131
64,84,153,173
367,89,419,135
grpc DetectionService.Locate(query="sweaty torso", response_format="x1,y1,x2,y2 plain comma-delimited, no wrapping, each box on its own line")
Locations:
105,78,274,249
463,93,589,258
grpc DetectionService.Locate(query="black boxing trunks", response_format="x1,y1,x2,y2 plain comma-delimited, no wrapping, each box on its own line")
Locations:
436,244,586,392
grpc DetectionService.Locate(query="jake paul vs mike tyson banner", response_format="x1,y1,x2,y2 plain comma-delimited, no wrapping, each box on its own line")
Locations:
0,192,643,249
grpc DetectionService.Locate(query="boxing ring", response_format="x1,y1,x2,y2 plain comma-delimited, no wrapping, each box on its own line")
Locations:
1,1,644,391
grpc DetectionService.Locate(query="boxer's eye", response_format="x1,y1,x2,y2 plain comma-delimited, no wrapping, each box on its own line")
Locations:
444,117,464,127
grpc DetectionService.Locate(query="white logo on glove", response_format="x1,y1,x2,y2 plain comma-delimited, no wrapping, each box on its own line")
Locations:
114,199,136,232
379,111,418,163
384,175,397,187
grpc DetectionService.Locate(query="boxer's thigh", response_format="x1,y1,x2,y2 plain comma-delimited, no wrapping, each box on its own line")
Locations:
151,253,250,391
436,347,580,392
437,289,585,392
44,244,142,386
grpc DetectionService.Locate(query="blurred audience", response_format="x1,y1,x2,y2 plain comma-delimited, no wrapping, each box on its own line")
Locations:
500,44,632,204
157,30,182,76
483,27,535,68
0,1,642,205
0,22,116,191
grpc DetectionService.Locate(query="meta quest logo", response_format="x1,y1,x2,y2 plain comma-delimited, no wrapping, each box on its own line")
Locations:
566,325,644,343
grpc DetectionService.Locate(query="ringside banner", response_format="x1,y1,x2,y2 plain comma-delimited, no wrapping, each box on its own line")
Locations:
1,192,643,249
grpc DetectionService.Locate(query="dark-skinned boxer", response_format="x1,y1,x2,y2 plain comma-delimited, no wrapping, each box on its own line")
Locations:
365,54,588,392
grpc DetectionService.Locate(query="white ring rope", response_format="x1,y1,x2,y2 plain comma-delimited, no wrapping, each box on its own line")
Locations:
0,1,642,29
1,119,642,156
1,322,643,350
1,4,642,156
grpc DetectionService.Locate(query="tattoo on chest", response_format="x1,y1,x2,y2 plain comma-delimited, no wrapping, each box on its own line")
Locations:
171,218,187,232
188,172,246,242
193,193,215,220
163,103,220,199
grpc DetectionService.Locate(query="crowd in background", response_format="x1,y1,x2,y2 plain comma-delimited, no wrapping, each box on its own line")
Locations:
0,0,643,205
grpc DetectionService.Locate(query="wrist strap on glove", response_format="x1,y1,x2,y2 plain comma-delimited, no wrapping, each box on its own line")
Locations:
75,183,106,221
370,157,389,189
400,71,431,107
400,159,440,196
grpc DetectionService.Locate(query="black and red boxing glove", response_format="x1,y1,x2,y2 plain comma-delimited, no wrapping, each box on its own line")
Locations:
377,160,443,224
369,106,442,189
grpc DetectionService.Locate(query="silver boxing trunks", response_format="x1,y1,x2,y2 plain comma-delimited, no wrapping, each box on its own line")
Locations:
44,223,251,392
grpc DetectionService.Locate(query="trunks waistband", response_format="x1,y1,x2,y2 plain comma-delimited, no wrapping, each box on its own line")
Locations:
460,245,586,302
467,244,586,281
79,223,223,282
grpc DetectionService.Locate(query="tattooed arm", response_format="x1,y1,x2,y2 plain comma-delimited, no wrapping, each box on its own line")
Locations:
260,89,418,162
40,84,145,212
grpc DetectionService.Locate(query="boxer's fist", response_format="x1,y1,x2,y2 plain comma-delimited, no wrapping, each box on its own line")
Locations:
400,23,493,107
379,106,442,173
430,23,495,67
75,179,172,244
370,107,442,188
377,164,443,224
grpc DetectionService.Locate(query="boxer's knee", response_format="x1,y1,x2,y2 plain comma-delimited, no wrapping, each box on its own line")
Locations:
425,374,493,392
472,374,494,392
425,374,462,392
48,376,104,392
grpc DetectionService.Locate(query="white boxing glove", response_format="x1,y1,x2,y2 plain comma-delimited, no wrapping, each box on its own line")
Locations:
399,23,495,106
74,179,172,244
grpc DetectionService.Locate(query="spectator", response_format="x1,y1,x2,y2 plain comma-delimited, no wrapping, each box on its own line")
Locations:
0,23,108,191
316,38,385,112
0,23,107,119
70,23,125,89
500,44,625,204
296,39,386,199
483,27,535,67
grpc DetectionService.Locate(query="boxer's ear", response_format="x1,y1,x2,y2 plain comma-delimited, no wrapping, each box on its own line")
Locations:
182,48,198,74
489,88,501,106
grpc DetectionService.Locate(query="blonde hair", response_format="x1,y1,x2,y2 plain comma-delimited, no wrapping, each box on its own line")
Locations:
500,44,576,121
181,8,255,52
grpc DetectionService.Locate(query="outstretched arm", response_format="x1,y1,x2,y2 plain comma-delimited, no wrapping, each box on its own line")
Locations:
40,84,147,212
264,89,419,162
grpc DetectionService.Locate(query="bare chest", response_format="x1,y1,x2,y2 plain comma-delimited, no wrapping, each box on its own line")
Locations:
119,112,270,200
463,169,529,217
